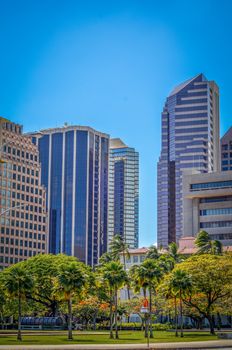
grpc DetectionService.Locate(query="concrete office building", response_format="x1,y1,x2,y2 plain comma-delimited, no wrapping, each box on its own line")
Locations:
0,119,47,269
30,126,109,266
182,171,232,247
157,74,220,247
108,138,139,248
221,126,232,171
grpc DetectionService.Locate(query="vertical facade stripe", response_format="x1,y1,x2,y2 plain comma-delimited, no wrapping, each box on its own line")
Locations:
47,133,52,252
71,130,77,256
85,132,89,264
60,131,65,252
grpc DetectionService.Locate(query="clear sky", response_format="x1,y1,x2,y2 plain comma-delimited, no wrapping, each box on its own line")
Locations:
1,0,232,247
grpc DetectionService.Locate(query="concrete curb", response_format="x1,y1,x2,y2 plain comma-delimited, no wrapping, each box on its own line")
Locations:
0,340,232,350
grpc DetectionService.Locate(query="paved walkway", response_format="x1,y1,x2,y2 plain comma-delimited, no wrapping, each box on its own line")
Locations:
0,340,232,350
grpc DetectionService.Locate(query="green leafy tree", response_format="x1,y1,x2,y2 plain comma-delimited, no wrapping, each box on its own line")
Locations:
175,254,232,334
22,254,80,316
57,261,87,340
3,264,33,341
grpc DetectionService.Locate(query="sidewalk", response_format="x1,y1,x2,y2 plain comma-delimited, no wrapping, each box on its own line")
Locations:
0,339,232,350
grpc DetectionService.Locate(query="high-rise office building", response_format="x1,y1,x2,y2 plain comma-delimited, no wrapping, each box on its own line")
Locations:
221,126,232,171
31,126,109,266
157,74,220,247
0,119,47,269
108,138,139,248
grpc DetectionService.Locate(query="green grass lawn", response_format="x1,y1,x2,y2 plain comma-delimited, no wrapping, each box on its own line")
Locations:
0,330,218,345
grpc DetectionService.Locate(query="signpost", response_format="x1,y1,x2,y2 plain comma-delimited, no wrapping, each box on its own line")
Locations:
140,298,150,348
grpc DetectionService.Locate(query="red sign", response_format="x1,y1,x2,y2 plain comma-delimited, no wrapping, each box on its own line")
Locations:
143,298,149,308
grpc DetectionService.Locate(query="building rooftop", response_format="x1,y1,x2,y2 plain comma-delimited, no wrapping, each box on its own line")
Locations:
110,138,127,149
221,126,232,143
28,124,109,139
169,73,205,97
119,247,149,255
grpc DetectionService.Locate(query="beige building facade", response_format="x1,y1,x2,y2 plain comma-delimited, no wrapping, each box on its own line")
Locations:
0,119,47,269
183,171,232,246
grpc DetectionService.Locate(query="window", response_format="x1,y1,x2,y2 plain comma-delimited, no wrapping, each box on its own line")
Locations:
133,255,138,263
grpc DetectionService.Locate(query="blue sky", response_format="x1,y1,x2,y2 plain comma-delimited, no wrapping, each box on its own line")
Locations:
1,0,232,246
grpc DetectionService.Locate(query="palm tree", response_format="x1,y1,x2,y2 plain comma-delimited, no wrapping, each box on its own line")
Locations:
109,234,130,266
170,269,192,337
195,230,223,255
136,259,163,338
98,252,114,265
109,234,131,299
211,240,223,255
3,265,33,341
57,261,86,340
168,242,181,263
161,276,179,337
101,261,127,339
146,245,160,260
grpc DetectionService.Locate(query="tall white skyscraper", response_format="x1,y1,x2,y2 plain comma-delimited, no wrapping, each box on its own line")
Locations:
108,138,139,248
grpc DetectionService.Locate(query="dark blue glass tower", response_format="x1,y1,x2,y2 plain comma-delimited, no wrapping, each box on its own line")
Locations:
31,126,109,265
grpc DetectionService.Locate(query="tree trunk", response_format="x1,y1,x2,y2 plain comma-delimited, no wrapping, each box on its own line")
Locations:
180,290,183,337
207,314,215,335
115,288,119,339
149,285,153,338
51,300,58,317
93,312,97,331
174,296,178,337
109,289,114,339
217,312,221,330
17,292,22,341
67,299,73,340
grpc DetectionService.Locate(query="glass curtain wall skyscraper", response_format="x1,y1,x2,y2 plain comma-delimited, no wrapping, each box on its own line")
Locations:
108,138,139,248
31,126,109,266
157,74,220,247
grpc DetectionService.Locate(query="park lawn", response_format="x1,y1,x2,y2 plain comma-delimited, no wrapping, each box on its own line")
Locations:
0,331,217,345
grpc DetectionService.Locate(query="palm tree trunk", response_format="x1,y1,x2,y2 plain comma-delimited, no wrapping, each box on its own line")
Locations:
174,296,178,337
115,288,119,339
17,291,22,341
180,290,183,337
67,299,73,340
109,289,114,339
123,252,130,300
149,285,153,338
